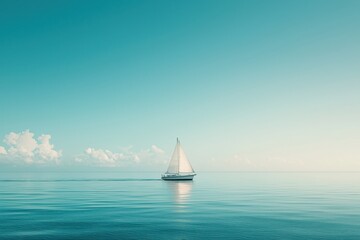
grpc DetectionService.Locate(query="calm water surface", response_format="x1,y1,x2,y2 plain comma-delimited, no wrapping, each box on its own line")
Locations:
0,172,359,239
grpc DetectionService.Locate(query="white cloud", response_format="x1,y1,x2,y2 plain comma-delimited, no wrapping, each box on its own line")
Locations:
80,144,166,167
0,146,7,155
0,130,62,164
37,134,62,161
151,145,165,154
85,148,118,165
5,130,37,162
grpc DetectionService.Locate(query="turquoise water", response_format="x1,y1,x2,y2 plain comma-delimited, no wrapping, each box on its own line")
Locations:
0,172,359,239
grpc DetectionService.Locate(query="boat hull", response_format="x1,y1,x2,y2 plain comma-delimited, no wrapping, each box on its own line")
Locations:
161,174,196,181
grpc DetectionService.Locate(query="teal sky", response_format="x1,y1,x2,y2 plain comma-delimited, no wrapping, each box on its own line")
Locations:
1,0,359,171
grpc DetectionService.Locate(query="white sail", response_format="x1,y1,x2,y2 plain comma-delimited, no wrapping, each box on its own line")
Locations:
178,144,194,173
166,138,194,174
166,142,180,174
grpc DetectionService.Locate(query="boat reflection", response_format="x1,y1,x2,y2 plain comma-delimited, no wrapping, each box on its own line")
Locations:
166,181,193,207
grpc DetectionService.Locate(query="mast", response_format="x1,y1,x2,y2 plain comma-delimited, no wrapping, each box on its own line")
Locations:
177,137,180,174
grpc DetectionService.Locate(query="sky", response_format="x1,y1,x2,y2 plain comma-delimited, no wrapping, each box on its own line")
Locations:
0,0,359,171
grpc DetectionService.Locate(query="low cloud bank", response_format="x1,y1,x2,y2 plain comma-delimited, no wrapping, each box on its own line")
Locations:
0,130,167,168
0,130,62,164
77,145,166,167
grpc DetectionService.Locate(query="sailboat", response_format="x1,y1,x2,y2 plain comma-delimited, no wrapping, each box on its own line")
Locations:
161,138,196,181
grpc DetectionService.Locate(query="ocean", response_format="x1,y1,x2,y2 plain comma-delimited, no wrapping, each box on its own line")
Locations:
0,172,359,239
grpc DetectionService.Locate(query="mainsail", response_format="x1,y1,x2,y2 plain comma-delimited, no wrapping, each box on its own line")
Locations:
166,138,195,174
